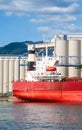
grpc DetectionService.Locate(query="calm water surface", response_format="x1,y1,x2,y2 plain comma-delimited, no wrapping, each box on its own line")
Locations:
0,102,82,130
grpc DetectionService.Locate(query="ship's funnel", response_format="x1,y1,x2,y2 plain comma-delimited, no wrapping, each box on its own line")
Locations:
27,44,36,71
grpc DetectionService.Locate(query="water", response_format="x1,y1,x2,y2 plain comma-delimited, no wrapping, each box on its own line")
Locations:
0,102,82,130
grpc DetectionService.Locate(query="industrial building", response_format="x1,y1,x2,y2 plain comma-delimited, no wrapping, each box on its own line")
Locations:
0,34,82,96
0,56,27,96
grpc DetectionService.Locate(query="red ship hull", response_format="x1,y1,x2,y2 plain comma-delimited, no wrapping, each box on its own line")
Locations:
13,78,82,103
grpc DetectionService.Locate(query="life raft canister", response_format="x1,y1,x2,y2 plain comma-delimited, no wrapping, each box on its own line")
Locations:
46,66,56,71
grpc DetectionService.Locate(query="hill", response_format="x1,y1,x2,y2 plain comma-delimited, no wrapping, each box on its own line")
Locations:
0,41,42,55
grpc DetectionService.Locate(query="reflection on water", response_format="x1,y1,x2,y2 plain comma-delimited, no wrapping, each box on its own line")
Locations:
0,102,82,130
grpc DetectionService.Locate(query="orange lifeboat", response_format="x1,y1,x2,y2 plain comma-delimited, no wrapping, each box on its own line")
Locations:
46,66,56,71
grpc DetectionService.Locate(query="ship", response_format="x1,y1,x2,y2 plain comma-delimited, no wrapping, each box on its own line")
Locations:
12,43,82,103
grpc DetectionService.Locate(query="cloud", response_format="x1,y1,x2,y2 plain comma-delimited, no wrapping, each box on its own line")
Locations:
63,0,78,2
0,0,80,25
37,25,70,39
37,3,79,14
5,11,27,16
30,14,77,24
0,0,80,13
5,11,13,16
37,26,51,32
66,24,82,32
30,18,45,24
0,0,82,35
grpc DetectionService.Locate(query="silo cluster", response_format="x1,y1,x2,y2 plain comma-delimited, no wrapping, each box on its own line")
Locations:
0,57,27,95
0,39,82,95
55,39,81,77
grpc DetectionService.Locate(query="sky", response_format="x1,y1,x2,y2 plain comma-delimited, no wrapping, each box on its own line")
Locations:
0,0,82,45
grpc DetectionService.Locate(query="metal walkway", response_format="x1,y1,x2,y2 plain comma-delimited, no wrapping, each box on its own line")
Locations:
58,56,82,67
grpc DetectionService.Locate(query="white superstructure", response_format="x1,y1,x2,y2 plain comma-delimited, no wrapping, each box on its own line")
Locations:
25,56,62,81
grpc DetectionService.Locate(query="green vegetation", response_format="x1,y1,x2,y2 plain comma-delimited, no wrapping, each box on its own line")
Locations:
0,41,43,55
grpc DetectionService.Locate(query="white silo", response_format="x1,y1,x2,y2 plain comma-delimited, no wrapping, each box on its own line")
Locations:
3,58,9,94
68,40,81,77
0,58,3,94
24,58,28,80
55,40,68,77
9,58,14,93
20,58,25,80
80,40,82,77
14,57,19,81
